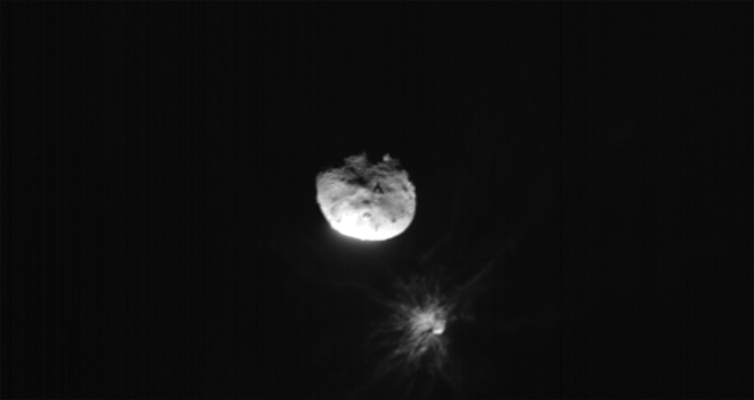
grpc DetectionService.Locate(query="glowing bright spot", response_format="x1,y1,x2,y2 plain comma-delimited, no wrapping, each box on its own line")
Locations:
348,243,499,398
394,299,449,363
413,309,446,335
365,273,455,384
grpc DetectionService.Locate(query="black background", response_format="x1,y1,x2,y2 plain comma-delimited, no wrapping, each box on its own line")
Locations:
3,3,752,399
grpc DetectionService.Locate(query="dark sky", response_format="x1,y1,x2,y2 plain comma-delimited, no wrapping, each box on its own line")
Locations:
4,3,751,399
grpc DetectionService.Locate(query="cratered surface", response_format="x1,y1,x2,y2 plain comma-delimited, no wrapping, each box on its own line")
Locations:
316,154,416,241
